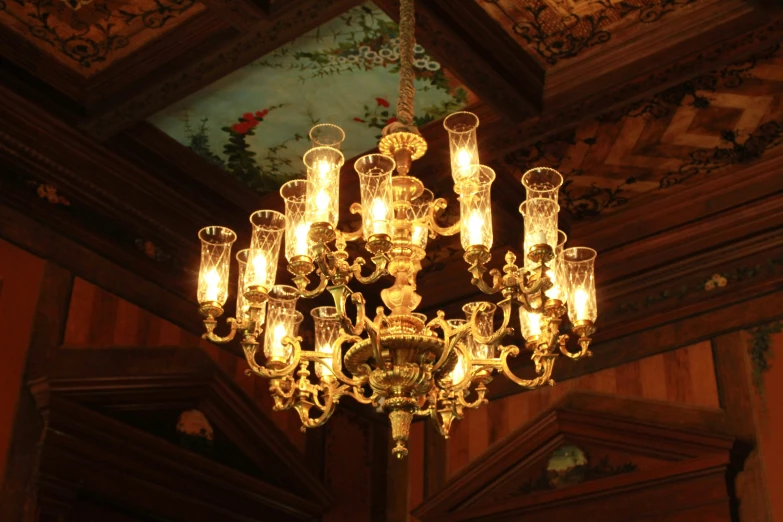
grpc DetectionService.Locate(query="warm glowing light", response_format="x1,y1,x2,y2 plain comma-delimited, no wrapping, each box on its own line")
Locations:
467,212,484,246
315,189,330,222
456,149,472,168
545,269,562,300
528,312,541,337
250,253,267,287
294,223,310,257
370,198,388,235
319,342,334,375
450,353,466,384
317,160,331,179
412,224,427,247
574,288,589,322
270,323,288,359
203,268,220,302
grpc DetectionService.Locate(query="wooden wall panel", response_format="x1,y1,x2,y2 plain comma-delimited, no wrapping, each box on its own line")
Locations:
0,239,45,479
60,277,307,454
755,331,783,522
409,421,425,522
446,341,719,478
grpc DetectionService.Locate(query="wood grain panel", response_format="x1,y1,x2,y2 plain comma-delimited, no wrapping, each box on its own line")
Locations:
754,331,783,521
445,342,720,479
60,277,307,453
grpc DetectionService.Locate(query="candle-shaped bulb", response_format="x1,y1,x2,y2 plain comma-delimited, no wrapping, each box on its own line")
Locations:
250,252,267,287
271,322,287,359
456,149,472,168
317,160,331,179
545,268,562,300
203,268,220,302
529,312,541,336
315,189,330,222
574,288,589,322
294,223,310,257
450,352,466,384
467,211,484,246
370,198,388,235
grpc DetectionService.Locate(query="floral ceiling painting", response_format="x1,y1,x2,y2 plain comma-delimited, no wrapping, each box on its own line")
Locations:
150,2,474,195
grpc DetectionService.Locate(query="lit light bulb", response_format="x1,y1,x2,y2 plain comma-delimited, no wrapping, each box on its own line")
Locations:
315,189,330,222
456,149,472,168
271,322,287,359
412,224,427,247
249,253,267,288
203,268,220,302
317,160,331,179
450,352,466,384
294,223,310,257
370,198,388,235
466,211,484,246
318,341,334,378
529,312,541,336
574,288,589,322
545,269,561,300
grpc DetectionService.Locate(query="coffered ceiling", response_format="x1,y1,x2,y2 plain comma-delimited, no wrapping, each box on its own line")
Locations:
1,0,783,390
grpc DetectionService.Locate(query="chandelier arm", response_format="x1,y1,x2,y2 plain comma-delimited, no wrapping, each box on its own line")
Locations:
498,345,556,389
294,386,337,430
327,332,370,387
396,0,416,127
352,253,389,284
520,261,551,295
367,311,389,370
336,384,377,405
271,377,298,412
293,270,330,299
469,299,514,346
437,344,474,392
426,198,460,237
468,261,502,295
456,382,488,409
338,203,365,242
242,335,303,379
559,323,595,360
328,286,366,336
202,316,239,344
430,315,472,373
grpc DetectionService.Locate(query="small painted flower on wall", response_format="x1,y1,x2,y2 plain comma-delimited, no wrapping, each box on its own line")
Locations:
28,181,71,206
704,273,728,291
177,409,214,455
135,238,172,263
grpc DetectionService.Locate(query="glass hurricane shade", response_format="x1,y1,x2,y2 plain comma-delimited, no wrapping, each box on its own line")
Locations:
311,306,342,380
519,309,543,342
519,198,559,264
235,249,266,328
562,247,598,324
521,167,563,201
263,285,303,362
309,123,346,149
246,210,286,294
444,112,480,186
457,165,495,250
280,179,313,261
355,154,395,239
410,188,434,249
545,230,568,302
304,146,344,227
462,302,496,359
198,226,236,306
446,319,469,386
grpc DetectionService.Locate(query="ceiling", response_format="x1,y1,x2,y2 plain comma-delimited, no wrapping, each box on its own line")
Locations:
1,0,783,389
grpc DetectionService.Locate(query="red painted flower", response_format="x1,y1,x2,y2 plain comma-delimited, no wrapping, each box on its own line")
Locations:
242,112,256,122
232,121,252,134
353,117,365,123
375,97,390,108
255,109,270,119
386,116,398,125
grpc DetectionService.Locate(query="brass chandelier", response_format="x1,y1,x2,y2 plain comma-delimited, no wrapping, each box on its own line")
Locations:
196,0,597,458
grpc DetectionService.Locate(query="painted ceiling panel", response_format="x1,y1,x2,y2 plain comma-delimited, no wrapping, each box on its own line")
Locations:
150,2,475,194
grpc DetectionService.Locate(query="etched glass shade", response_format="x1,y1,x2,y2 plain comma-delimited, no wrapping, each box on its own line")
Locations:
410,188,434,250
311,306,341,380
304,146,344,227
197,226,236,305
236,249,267,328
545,230,568,302
562,247,598,324
309,123,346,149
263,285,302,363
457,165,495,250
462,302,496,359
519,309,543,342
521,167,563,201
519,198,559,263
444,112,480,186
246,210,286,294
355,154,395,239
446,319,468,386
280,179,313,261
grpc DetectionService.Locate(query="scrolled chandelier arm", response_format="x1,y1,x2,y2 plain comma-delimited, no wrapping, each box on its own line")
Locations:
195,0,598,458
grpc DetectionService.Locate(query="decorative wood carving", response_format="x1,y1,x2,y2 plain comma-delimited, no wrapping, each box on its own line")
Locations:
414,398,735,522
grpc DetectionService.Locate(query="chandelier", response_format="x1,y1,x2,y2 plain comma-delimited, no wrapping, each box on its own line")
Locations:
196,0,597,458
